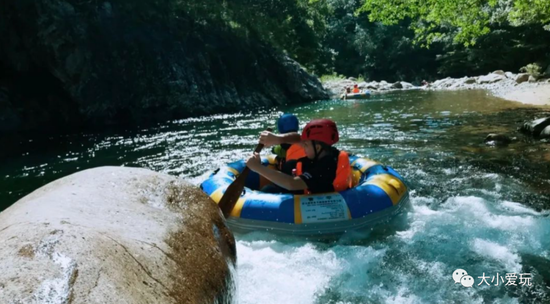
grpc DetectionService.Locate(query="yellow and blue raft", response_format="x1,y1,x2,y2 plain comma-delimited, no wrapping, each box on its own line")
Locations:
200,154,409,236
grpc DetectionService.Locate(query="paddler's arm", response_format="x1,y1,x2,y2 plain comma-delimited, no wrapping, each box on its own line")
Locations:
246,153,307,190
259,131,301,147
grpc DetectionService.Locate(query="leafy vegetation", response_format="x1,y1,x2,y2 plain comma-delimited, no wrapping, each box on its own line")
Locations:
520,63,543,78
359,0,550,47
118,0,550,82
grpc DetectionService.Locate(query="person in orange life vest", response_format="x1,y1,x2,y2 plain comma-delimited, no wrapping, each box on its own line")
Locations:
352,84,360,93
246,119,352,194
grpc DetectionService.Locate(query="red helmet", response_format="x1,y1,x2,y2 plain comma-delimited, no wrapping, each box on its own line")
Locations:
301,119,339,145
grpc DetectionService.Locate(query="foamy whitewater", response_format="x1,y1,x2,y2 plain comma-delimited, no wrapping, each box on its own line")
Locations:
234,190,550,303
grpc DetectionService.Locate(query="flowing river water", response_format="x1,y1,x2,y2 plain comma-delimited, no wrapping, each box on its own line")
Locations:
1,90,550,303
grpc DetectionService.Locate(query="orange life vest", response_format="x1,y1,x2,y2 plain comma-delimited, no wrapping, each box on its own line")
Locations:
295,150,352,194
286,144,306,161
276,143,306,171
352,88,360,93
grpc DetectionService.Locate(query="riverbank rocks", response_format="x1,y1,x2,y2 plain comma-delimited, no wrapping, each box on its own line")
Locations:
432,77,453,88
0,167,235,304
516,74,530,84
322,79,420,97
401,82,414,89
464,77,477,84
520,117,550,137
386,81,414,89
478,73,505,84
484,133,512,146
391,82,403,89
357,81,368,89
367,83,382,91
322,64,550,100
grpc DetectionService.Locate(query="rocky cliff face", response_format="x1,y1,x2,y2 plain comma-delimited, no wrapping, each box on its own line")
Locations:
0,0,328,133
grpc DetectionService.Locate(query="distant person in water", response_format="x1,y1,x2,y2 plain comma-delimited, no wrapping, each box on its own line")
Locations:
421,80,430,86
352,84,360,93
342,87,351,100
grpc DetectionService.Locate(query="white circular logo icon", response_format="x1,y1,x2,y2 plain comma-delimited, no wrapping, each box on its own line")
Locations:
460,275,474,287
452,269,468,283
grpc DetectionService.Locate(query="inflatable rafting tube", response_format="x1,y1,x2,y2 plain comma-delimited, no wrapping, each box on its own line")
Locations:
200,154,409,236
340,90,371,100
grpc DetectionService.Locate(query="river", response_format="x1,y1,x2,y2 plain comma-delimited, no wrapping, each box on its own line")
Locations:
1,89,549,303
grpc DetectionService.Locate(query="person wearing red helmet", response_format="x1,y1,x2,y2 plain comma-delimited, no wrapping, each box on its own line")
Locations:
352,84,360,93
246,119,352,194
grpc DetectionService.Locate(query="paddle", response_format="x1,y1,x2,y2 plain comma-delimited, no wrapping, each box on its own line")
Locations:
218,128,273,218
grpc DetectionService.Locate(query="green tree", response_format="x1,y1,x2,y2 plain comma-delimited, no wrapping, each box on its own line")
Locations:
359,0,550,46
320,0,441,82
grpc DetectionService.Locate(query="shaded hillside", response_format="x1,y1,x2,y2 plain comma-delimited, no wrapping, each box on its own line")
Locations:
0,0,328,134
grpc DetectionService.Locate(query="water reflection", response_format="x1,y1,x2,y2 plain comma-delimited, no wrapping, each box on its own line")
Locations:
1,90,549,210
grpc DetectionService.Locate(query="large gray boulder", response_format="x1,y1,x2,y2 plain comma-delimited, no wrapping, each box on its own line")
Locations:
540,125,550,139
484,133,512,146
0,167,235,304
516,73,530,84
520,117,550,137
391,82,403,89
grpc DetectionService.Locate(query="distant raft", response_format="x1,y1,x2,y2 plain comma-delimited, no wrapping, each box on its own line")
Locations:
340,90,371,100
200,154,409,236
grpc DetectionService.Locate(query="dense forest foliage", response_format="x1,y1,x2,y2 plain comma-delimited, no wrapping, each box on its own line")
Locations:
176,0,550,83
